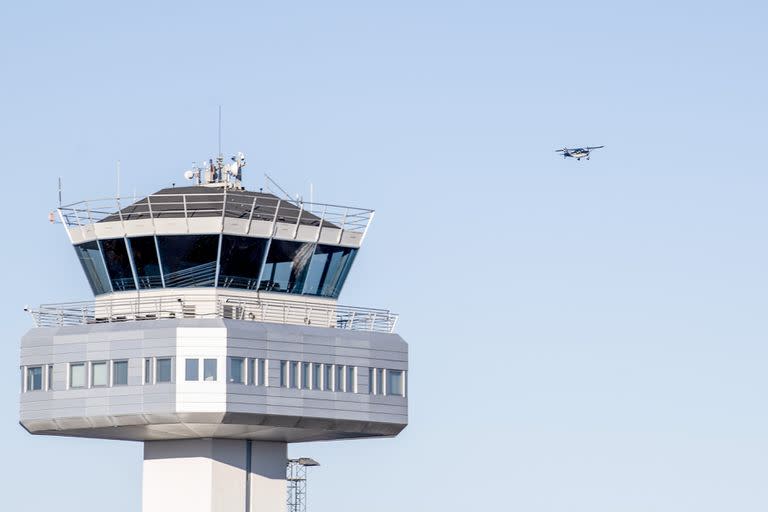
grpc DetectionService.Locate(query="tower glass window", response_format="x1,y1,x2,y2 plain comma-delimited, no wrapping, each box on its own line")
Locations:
218,236,268,289
312,363,322,390
156,235,218,287
324,364,333,392
387,370,404,396
258,240,314,294
303,245,358,298
156,358,172,383
228,357,244,384
127,236,162,289
185,359,199,381
203,359,217,381
113,360,128,386
100,238,136,291
301,362,310,389
280,361,288,388
26,366,43,391
92,362,108,387
70,363,86,388
258,359,266,386
335,365,344,392
290,361,299,389
74,241,111,295
346,366,355,393
144,358,153,384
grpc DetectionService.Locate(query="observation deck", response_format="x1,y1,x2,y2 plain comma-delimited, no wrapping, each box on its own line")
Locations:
21,159,408,444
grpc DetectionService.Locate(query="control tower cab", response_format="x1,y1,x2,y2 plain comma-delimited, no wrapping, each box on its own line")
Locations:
19,154,408,512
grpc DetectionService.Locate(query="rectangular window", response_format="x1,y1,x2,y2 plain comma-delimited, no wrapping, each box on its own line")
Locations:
248,359,256,385
312,363,322,390
113,360,128,386
229,357,245,384
92,361,108,387
376,368,384,396
47,365,53,391
324,364,333,392
280,361,288,387
301,362,310,389
144,358,153,384
185,359,199,381
335,365,344,392
156,358,172,383
26,366,43,391
346,366,356,393
369,367,375,394
70,363,86,389
258,359,266,386
290,361,299,389
387,370,404,396
203,359,217,381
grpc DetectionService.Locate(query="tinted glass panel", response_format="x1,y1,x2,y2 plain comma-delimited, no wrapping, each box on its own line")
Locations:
387,370,403,396
113,361,128,386
204,359,217,381
92,362,108,386
312,363,322,390
156,235,218,287
128,237,163,289
74,241,111,295
303,245,358,298
101,238,136,291
259,240,314,293
258,359,266,386
324,364,333,392
301,362,310,389
27,367,42,391
218,236,268,289
229,357,244,384
185,359,199,381
70,363,86,388
335,365,344,392
156,358,172,383
346,366,355,393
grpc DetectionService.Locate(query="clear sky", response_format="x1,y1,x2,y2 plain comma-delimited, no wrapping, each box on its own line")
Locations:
2,1,768,510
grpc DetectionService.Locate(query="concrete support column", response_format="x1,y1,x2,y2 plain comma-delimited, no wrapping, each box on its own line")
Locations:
143,439,287,512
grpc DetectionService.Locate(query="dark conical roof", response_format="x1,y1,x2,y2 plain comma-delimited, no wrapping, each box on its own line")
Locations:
101,186,331,227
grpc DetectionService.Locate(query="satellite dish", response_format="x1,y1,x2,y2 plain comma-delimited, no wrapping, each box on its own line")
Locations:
184,170,194,180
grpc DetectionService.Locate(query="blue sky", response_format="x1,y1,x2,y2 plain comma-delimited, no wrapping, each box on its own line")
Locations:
3,1,768,510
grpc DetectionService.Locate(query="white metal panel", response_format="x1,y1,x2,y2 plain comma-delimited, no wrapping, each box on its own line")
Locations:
93,220,124,239
340,231,363,248
318,227,342,244
188,217,224,234
294,225,320,242
153,217,189,235
247,219,273,237
124,219,156,237
223,217,248,234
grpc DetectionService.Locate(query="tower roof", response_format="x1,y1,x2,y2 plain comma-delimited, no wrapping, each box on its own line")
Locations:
101,186,331,227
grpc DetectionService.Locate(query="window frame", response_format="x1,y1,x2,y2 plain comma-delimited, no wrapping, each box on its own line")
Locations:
69,362,87,389
112,360,129,386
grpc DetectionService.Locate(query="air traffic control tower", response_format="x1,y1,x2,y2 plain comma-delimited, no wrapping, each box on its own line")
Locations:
19,154,408,511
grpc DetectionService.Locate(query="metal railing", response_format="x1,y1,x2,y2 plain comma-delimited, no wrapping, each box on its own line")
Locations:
57,190,375,237
26,295,398,333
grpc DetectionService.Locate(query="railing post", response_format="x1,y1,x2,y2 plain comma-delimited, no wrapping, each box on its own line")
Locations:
183,194,190,233
337,208,348,244
246,196,257,234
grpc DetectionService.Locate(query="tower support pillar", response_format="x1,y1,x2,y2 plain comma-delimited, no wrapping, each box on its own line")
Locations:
143,439,287,512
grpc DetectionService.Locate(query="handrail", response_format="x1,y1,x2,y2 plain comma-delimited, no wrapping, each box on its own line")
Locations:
26,294,399,334
57,191,375,236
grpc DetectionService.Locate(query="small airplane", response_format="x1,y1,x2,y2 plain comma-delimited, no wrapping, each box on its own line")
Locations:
556,145,604,160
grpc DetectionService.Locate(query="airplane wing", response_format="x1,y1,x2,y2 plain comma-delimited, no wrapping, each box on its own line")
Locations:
555,148,566,152
586,145,604,150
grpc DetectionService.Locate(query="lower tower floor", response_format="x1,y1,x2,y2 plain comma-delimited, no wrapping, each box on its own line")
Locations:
143,439,287,512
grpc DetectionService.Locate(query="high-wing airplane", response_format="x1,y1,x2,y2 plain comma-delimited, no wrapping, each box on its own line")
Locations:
556,146,604,160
